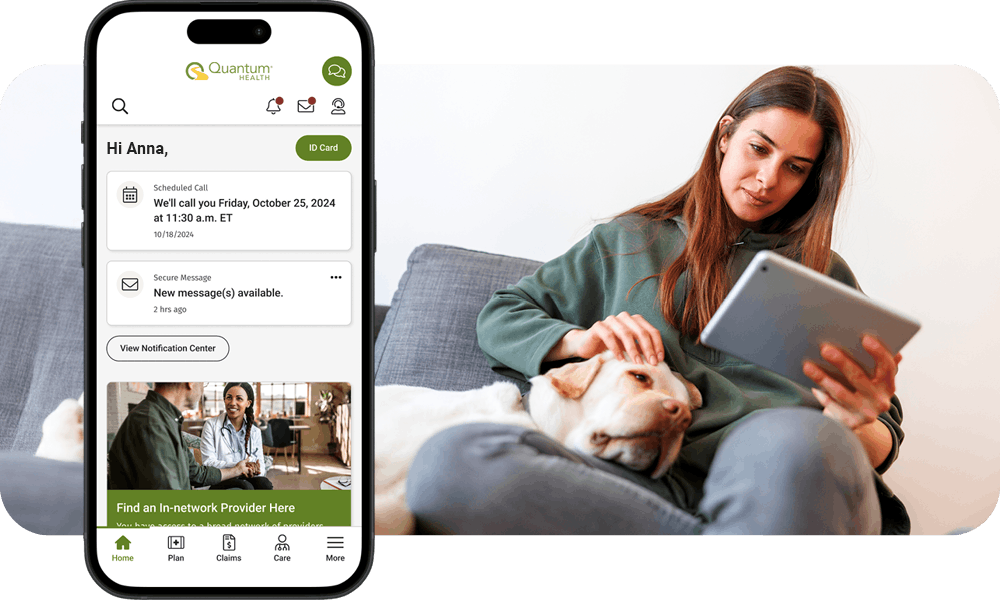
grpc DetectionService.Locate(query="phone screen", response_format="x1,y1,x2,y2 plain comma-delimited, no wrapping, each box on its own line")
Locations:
85,6,372,594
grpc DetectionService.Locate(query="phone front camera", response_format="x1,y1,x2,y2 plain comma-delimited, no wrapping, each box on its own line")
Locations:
254,27,265,37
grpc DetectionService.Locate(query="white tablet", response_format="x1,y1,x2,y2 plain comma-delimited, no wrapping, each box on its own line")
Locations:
700,250,921,391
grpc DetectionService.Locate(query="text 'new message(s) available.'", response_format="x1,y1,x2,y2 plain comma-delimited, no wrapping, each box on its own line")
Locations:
107,261,351,326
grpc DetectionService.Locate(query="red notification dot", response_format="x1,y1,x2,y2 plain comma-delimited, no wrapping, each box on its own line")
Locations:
275,97,284,105
308,97,316,105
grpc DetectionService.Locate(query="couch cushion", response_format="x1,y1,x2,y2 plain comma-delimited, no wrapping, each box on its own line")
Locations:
0,223,83,452
0,451,83,535
374,244,542,392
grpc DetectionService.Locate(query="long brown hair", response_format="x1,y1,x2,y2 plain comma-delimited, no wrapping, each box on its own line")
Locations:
622,66,851,340
223,382,256,459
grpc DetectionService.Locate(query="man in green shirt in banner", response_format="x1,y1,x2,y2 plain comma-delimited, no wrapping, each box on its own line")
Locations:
108,382,251,490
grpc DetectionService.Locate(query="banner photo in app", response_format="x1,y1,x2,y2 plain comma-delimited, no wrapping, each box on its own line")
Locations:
104,382,353,518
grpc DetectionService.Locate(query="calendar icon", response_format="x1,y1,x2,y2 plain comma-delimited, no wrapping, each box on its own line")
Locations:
223,534,236,551
122,186,138,203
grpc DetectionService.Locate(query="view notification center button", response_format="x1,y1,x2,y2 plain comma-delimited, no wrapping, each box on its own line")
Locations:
107,336,230,362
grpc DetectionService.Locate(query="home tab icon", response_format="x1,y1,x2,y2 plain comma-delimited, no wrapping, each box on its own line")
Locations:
115,536,131,550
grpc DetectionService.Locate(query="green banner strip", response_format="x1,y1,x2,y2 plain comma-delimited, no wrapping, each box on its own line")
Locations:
107,490,350,528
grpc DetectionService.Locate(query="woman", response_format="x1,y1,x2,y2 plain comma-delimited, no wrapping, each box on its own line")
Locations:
200,382,273,490
406,66,908,534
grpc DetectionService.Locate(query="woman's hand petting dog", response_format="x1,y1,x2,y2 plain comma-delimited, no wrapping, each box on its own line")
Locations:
547,312,666,366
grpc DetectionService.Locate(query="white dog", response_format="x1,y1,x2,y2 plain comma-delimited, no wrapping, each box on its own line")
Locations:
35,394,85,462
375,351,702,534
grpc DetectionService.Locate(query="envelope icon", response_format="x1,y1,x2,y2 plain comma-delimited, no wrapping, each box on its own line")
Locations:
121,278,139,292
297,100,315,113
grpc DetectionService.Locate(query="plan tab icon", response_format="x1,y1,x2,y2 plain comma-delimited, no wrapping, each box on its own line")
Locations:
167,536,185,550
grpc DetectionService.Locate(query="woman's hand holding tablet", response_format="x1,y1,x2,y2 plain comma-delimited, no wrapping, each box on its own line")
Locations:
803,335,902,430
699,250,920,412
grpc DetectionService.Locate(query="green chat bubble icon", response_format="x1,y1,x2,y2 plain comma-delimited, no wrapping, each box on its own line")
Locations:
322,57,352,86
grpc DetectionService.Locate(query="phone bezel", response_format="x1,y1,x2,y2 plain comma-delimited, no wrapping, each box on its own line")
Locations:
82,2,374,597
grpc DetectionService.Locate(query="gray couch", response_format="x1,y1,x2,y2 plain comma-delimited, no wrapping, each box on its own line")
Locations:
0,222,85,534
374,244,541,392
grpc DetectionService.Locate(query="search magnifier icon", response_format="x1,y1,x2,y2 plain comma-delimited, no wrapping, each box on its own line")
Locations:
112,98,128,114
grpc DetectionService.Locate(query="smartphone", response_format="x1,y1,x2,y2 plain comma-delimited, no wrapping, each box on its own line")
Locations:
83,2,373,597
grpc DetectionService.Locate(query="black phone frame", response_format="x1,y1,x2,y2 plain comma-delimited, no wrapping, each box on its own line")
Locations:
83,2,375,598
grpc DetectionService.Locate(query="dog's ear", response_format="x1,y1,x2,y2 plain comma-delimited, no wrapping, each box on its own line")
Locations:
545,355,606,400
673,372,703,408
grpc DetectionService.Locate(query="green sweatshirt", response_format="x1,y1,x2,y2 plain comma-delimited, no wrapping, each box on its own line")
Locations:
108,390,222,490
476,214,909,534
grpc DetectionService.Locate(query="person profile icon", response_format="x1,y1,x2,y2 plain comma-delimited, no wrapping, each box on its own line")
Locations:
331,98,346,115
274,534,290,552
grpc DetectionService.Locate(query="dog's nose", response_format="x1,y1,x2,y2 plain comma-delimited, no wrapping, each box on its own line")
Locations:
661,398,684,416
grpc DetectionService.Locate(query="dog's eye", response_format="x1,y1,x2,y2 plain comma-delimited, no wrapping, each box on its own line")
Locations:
631,372,649,384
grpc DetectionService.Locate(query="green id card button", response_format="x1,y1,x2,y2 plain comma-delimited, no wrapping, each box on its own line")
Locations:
296,135,352,161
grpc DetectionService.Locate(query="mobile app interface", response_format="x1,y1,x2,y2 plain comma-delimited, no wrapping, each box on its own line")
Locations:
92,12,364,588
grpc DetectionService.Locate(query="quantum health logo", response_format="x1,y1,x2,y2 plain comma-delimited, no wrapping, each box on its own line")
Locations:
187,61,273,81
186,62,208,80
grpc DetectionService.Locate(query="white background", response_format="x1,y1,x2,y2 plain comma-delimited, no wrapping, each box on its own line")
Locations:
0,65,1000,534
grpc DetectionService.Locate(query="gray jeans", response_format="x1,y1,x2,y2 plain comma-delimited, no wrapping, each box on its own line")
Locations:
406,406,881,534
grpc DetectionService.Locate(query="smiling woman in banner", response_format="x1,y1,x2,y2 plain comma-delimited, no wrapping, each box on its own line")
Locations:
200,382,273,490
